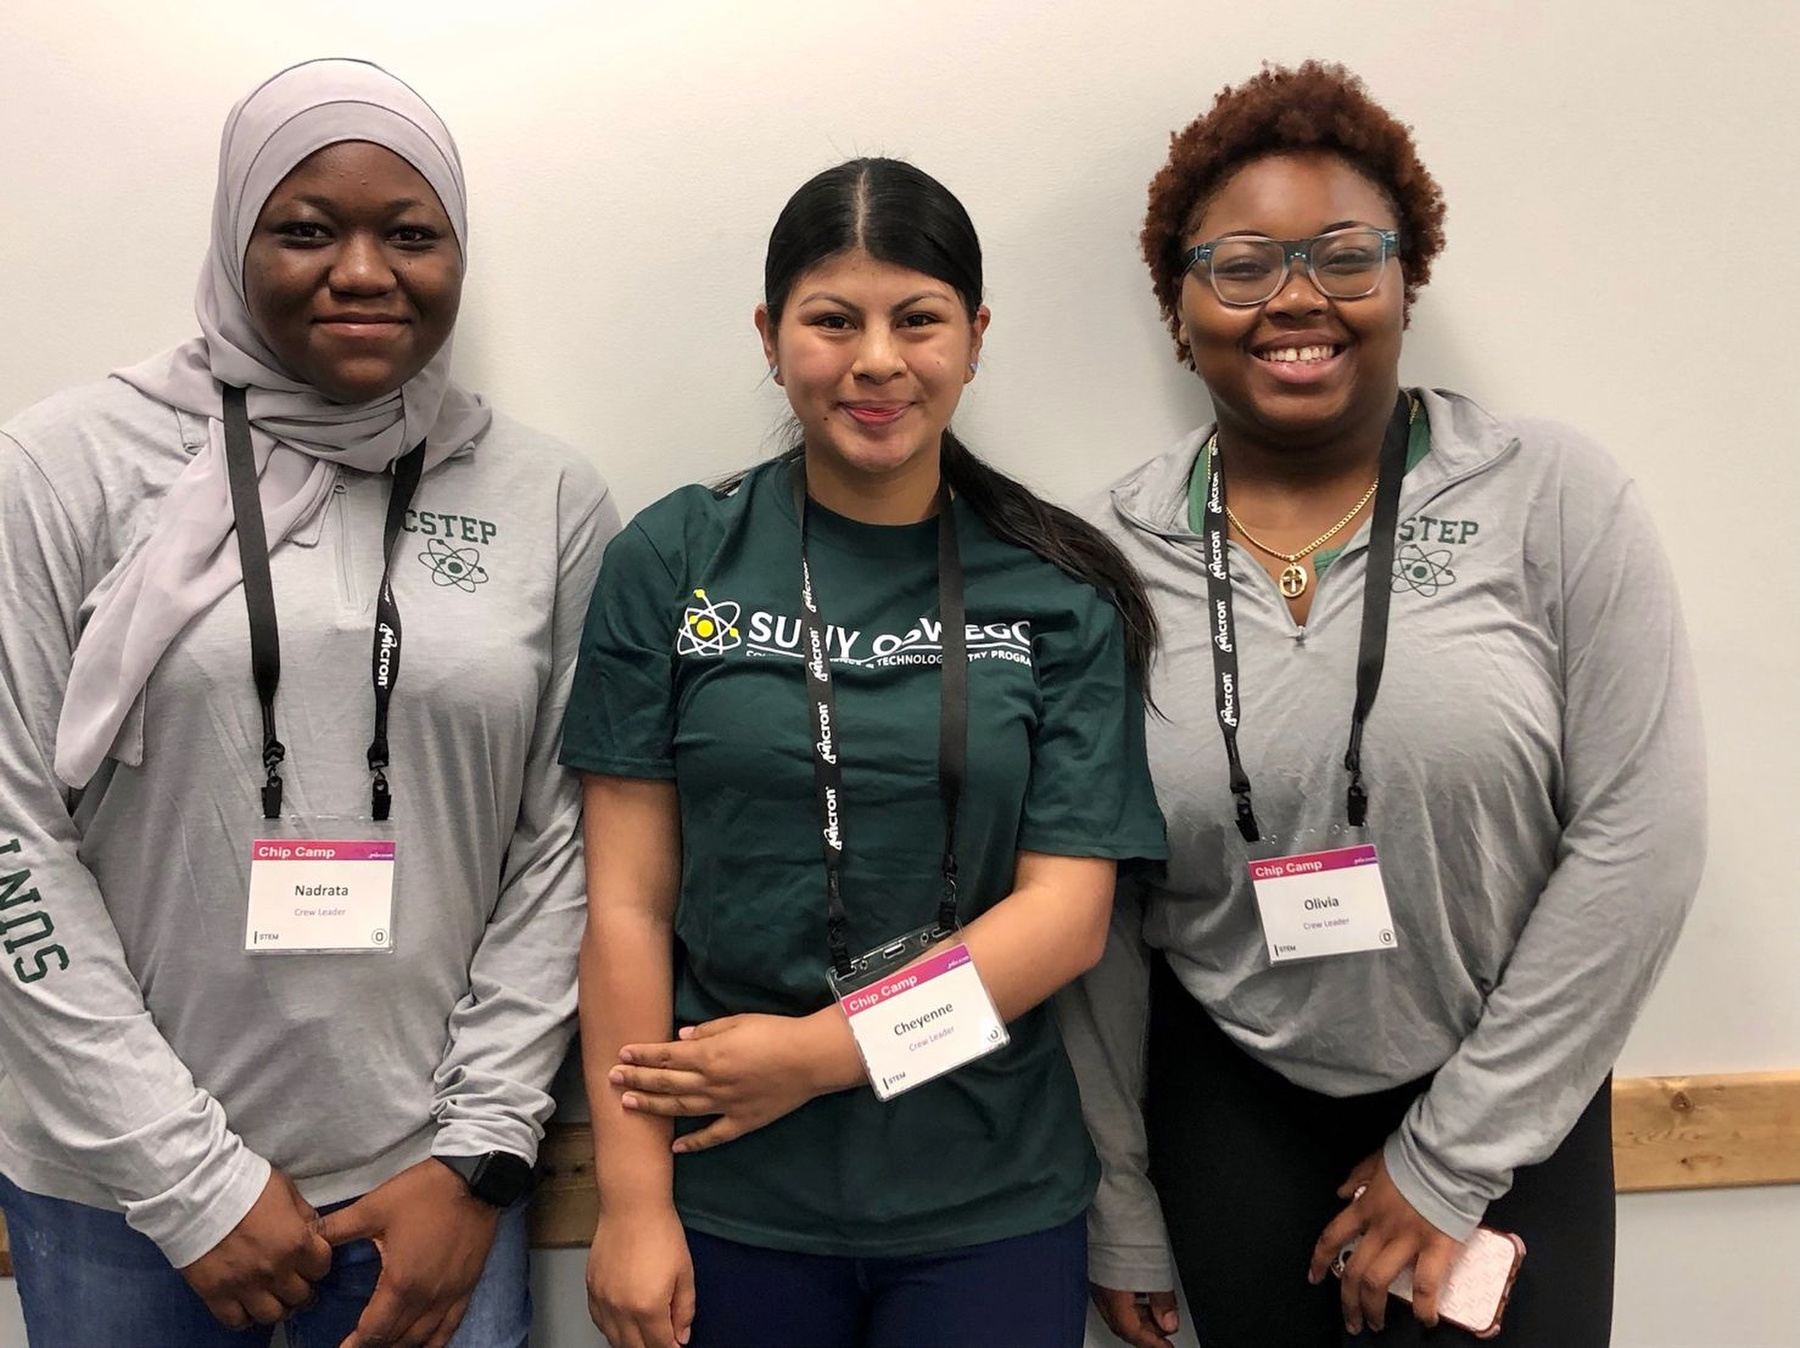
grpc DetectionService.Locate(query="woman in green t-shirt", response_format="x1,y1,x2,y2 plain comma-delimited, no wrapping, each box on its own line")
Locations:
559,157,1168,1348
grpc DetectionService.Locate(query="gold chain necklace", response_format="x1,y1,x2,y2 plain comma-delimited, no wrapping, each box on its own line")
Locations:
1213,397,1417,600
1224,479,1378,599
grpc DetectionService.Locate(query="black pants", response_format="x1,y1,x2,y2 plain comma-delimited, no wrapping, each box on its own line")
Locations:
1146,958,1615,1348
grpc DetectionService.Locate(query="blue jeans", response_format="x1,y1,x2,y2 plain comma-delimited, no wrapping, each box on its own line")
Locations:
684,1213,1088,1348
0,1170,530,1347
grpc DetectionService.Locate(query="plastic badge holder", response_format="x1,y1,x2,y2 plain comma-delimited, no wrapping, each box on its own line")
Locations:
244,813,398,954
828,922,1007,1102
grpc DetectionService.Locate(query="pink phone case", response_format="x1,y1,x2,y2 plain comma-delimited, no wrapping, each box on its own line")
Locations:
1335,1227,1527,1338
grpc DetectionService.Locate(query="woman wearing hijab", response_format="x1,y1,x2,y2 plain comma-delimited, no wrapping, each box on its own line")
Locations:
0,59,616,1347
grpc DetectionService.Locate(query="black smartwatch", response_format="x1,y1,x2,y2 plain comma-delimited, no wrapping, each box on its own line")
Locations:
435,1151,535,1208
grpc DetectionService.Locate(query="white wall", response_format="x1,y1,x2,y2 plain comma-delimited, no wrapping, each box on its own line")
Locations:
3,1,1797,1344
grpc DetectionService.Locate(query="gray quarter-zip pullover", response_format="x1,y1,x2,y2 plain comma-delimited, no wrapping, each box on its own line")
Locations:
0,377,616,1266
1058,388,1704,1287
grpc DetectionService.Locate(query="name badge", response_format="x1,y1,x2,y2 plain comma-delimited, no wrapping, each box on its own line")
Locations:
835,939,1007,1101
1249,840,1397,964
245,838,397,953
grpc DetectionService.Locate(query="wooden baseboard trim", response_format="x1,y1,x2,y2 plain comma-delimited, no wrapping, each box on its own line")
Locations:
3,1069,1796,1275
1611,1071,1800,1192
530,1117,605,1247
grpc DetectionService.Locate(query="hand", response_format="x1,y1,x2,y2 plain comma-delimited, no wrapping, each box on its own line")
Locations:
314,1158,501,1348
587,1203,695,1348
1090,1283,1180,1348
612,1010,860,1153
1308,1151,1461,1333
180,1168,332,1328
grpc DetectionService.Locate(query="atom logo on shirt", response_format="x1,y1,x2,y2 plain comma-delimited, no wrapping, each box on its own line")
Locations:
1391,542,1457,596
678,589,743,655
1390,514,1478,597
418,538,490,592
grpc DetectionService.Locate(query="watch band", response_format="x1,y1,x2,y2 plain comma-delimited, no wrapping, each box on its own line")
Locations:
436,1151,535,1208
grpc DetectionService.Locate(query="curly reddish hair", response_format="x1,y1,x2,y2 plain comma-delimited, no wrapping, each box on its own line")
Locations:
1143,61,1447,364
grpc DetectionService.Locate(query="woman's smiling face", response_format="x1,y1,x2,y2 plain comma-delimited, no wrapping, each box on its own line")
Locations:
243,140,463,404
757,248,987,486
1180,151,1404,445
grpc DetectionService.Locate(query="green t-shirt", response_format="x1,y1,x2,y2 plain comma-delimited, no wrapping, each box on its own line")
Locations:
561,458,1168,1257
1186,400,1434,573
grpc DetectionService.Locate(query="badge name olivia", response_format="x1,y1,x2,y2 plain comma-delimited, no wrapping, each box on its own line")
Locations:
839,943,1006,1101
245,838,397,953
1249,842,1399,964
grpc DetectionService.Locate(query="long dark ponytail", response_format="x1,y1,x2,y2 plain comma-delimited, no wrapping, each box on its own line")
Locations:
758,157,1159,690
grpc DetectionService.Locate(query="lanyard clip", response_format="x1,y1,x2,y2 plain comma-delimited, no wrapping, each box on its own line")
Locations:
367,737,393,821
260,739,286,821
1344,725,1369,826
935,856,960,933
826,872,852,975
826,913,852,980
1232,789,1260,844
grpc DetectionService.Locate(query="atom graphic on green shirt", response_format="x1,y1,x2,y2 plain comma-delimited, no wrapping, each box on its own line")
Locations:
678,589,742,655
419,538,490,592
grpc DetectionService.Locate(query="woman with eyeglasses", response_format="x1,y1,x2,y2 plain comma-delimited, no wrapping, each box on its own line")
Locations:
1060,62,1704,1348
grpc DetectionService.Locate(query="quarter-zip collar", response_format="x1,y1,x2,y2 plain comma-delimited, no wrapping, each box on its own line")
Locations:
1106,388,1520,548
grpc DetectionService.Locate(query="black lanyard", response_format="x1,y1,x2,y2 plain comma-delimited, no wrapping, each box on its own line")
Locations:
792,469,966,978
222,386,426,822
1202,393,1411,843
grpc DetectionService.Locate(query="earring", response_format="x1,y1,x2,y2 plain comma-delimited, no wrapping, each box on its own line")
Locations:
968,361,979,373
770,364,780,381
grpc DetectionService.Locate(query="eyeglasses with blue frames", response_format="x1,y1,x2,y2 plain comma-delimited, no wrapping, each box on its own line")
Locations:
1180,227,1401,307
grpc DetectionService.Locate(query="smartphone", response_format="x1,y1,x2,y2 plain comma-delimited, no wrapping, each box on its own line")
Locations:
1332,1226,1526,1339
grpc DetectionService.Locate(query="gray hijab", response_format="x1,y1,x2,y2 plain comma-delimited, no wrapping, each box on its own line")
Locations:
55,57,491,788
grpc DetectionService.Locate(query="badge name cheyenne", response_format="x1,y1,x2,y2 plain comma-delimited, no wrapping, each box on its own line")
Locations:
245,838,397,953
1249,842,1398,964
839,942,1007,1101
